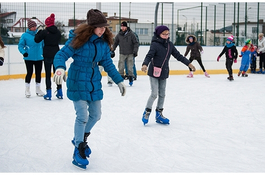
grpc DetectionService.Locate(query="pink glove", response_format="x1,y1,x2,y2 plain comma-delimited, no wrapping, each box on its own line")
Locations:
217,56,220,62
234,59,237,63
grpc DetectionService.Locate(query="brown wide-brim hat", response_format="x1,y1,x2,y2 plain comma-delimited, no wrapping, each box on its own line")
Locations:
87,9,109,27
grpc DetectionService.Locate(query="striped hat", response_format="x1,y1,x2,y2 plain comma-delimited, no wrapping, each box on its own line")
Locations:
28,20,37,29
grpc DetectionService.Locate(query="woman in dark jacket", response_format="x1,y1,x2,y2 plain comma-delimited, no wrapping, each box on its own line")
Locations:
141,25,195,125
34,13,61,100
184,35,210,78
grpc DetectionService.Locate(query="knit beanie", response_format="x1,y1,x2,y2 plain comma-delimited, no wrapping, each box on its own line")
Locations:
155,25,169,36
245,39,251,45
45,13,55,27
28,20,37,29
121,21,127,27
87,9,109,27
227,35,234,42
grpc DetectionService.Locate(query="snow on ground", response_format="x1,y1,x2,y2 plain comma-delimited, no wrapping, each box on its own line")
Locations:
0,73,265,173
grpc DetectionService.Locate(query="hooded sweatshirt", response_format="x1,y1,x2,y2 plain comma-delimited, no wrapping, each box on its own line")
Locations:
34,25,61,59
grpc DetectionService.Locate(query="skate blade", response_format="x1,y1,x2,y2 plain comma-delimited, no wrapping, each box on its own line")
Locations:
156,121,170,125
26,95,30,98
56,95,63,99
36,93,44,97
72,160,87,170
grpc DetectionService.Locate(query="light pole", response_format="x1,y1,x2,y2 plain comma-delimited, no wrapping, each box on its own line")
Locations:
182,15,187,32
219,3,226,45
245,3,251,38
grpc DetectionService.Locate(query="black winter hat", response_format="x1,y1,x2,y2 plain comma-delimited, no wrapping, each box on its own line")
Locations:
87,9,109,27
121,21,127,27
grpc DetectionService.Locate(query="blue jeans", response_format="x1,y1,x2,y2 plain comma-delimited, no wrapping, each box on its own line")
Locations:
73,100,101,147
125,57,137,78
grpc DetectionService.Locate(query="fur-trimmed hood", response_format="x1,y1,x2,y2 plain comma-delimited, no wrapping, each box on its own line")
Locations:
185,35,197,44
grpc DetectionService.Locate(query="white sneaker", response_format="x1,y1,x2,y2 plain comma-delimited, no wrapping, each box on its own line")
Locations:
25,83,31,98
36,84,45,97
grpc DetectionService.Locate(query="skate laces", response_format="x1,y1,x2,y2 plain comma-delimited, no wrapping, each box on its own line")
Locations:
144,111,151,119
157,111,166,119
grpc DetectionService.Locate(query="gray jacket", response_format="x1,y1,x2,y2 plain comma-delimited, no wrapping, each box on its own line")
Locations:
113,27,139,55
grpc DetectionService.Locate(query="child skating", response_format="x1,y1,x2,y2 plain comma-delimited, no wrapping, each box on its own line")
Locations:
141,25,195,125
217,35,238,81
184,35,210,78
250,45,258,73
238,39,255,77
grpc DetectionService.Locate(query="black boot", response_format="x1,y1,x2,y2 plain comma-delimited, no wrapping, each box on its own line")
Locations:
83,132,92,157
78,142,87,159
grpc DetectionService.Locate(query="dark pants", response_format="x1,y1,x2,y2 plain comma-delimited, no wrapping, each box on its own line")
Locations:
225,58,233,76
24,60,43,84
259,53,265,70
188,57,206,72
251,56,256,72
44,58,61,90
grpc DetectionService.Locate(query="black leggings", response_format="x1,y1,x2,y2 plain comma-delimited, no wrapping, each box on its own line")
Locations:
188,57,206,72
24,60,43,84
44,58,61,90
225,58,233,76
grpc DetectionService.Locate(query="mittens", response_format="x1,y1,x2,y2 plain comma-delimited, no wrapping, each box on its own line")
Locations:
23,53,28,57
53,68,66,85
0,57,4,66
118,82,126,96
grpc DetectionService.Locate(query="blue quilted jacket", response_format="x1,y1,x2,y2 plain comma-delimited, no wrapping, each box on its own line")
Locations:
54,30,123,101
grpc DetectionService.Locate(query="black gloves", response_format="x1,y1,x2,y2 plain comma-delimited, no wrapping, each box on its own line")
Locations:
133,53,137,57
110,51,115,58
23,53,28,57
0,57,4,66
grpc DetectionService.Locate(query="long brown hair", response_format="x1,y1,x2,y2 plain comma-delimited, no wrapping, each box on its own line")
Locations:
71,23,113,49
0,36,6,48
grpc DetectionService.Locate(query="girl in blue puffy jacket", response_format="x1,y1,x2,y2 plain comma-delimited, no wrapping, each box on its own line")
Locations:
52,9,126,169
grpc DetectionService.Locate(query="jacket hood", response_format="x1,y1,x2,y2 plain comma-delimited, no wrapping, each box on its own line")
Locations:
185,35,197,44
26,29,37,36
46,25,59,34
151,35,169,46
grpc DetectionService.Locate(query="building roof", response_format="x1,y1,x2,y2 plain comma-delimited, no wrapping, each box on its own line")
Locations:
0,12,16,18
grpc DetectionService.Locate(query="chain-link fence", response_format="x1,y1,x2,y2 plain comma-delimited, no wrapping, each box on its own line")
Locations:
1,2,265,46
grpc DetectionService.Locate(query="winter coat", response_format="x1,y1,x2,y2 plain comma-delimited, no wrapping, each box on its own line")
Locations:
241,45,254,65
34,25,61,59
142,35,190,80
184,35,203,58
258,36,265,53
218,44,238,60
18,29,43,61
112,27,139,55
0,45,5,58
53,29,124,102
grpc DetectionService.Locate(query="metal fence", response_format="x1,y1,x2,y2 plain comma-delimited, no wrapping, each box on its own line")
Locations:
1,2,265,46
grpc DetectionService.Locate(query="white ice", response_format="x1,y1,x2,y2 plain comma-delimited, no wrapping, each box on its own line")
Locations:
0,73,265,173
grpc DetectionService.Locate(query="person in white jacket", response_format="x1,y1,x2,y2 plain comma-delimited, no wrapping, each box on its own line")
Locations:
0,36,6,66
257,33,265,73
